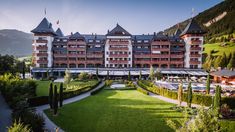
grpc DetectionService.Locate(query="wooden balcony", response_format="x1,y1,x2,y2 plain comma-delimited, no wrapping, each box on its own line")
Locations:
67,54,86,58
170,61,184,65
35,40,48,43
134,54,151,58
151,54,170,58
67,47,86,51
190,54,201,58
68,41,86,45
36,46,47,50
190,60,201,65
36,53,48,56
151,41,170,45
108,41,129,45
190,40,202,45
109,47,129,51
152,60,169,64
54,60,67,63
86,54,103,58
37,60,48,63
86,60,103,64
134,60,151,64
170,54,184,58
152,48,169,51
190,47,201,51
109,54,129,58
109,60,129,64
54,54,67,57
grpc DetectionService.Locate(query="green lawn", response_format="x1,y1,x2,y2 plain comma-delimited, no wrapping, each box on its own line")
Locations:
203,42,235,56
45,90,183,132
36,80,98,96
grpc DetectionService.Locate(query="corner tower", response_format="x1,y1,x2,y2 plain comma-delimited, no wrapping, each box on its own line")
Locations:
31,17,56,68
180,18,206,69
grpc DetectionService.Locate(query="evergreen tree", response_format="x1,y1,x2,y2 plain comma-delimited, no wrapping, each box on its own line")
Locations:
178,83,183,106
49,82,53,109
96,68,99,79
139,70,142,80
149,66,154,81
187,82,192,108
64,69,71,88
53,85,58,115
22,61,25,79
206,73,211,95
220,52,227,68
59,83,63,107
214,56,222,68
107,70,109,80
128,70,131,81
227,52,235,69
213,85,221,116
155,69,162,80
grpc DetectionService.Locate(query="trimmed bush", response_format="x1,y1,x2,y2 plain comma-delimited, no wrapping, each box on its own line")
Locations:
137,87,149,95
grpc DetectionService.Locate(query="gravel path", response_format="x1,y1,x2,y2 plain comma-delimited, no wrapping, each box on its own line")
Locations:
35,81,105,132
0,93,12,132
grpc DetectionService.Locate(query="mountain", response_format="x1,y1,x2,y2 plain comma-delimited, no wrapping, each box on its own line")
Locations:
0,29,33,57
164,0,235,42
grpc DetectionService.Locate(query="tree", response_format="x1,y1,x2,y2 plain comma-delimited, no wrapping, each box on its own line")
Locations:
220,52,227,68
22,61,26,79
128,70,131,81
227,52,235,69
149,66,155,81
64,69,71,88
78,72,89,80
107,70,109,80
96,68,99,79
59,83,63,107
8,120,31,132
187,82,192,108
53,85,58,115
213,85,222,116
155,68,162,80
49,82,53,109
139,70,142,80
178,83,183,106
206,73,211,95
214,56,222,68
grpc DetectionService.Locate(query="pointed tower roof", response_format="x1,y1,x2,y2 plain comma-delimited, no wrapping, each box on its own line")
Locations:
180,18,206,36
106,24,131,36
56,28,64,37
31,17,56,35
69,32,84,39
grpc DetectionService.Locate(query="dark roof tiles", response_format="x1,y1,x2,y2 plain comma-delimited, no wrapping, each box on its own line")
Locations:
180,18,206,36
106,24,131,36
31,17,56,35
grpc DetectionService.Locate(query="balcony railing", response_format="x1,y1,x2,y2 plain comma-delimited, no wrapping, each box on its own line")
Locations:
109,60,129,64
109,54,129,58
36,53,48,56
170,54,184,58
190,54,201,58
190,40,202,45
134,54,151,58
151,41,170,45
68,41,86,45
37,60,48,63
190,47,201,51
54,54,67,57
152,48,169,51
36,46,48,50
67,54,86,58
67,47,86,51
35,40,48,43
190,60,201,65
54,60,67,63
151,54,170,58
170,61,184,64
86,60,103,64
109,47,129,51
86,54,103,58
134,60,151,64
108,41,129,45
151,60,169,64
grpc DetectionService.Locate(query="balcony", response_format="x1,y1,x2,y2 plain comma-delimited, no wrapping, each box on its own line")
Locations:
109,60,129,64
190,47,201,51
86,60,103,64
134,60,151,64
190,54,201,58
68,41,86,45
151,54,170,58
109,47,129,51
170,54,184,58
190,40,202,45
67,47,86,51
108,41,129,45
152,48,169,51
170,61,184,65
152,60,169,64
54,53,67,57
35,40,48,43
109,54,129,58
54,60,67,63
87,54,103,58
152,41,170,45
190,60,201,65
36,53,48,56
134,54,151,58
36,46,47,50
37,60,48,63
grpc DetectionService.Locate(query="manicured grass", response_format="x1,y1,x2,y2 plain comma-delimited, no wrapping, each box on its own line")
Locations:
36,80,98,96
203,42,235,56
45,90,183,132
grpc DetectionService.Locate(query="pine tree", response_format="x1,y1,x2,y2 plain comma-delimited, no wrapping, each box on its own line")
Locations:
187,82,192,108
227,52,235,69
128,70,131,81
220,52,227,68
22,61,25,79
139,70,142,80
53,85,58,115
149,66,154,81
178,83,183,106
64,69,71,88
213,85,221,116
59,83,63,107
49,82,53,109
96,68,99,79
214,56,222,68
206,73,211,95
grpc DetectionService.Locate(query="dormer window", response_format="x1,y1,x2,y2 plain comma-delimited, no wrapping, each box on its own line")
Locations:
144,40,149,43
96,40,100,43
137,40,142,43
88,39,93,43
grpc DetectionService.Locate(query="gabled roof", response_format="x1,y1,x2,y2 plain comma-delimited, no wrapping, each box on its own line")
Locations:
31,17,56,35
106,24,131,36
153,32,168,40
180,18,206,36
69,32,84,40
56,28,64,37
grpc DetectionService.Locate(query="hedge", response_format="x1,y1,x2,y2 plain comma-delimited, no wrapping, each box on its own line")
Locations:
137,87,149,95
137,80,235,108
28,80,101,107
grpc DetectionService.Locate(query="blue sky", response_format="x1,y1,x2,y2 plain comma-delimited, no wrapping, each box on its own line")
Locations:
0,0,222,35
